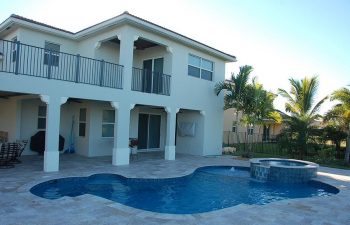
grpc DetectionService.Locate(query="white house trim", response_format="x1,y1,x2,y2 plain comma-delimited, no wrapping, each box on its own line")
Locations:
0,12,235,172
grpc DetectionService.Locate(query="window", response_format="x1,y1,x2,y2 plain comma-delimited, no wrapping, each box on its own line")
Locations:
37,105,47,129
44,41,60,67
12,37,17,62
79,108,87,137
247,127,254,135
102,110,115,137
232,126,236,132
188,54,214,81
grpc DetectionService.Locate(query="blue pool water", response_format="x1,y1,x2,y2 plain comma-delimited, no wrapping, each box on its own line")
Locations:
30,166,339,214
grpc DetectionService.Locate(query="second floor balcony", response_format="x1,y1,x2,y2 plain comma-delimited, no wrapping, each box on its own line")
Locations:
0,39,172,96
0,39,124,89
132,67,171,96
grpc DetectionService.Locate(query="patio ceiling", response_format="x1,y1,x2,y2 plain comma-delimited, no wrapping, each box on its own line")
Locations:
109,37,159,50
0,91,29,99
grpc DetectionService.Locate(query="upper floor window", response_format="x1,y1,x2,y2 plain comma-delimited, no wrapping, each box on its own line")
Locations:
44,41,60,67
188,54,214,81
247,127,254,135
12,37,17,62
232,126,236,132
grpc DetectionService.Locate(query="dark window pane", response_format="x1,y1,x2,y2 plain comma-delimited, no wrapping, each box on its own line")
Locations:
79,108,86,122
79,123,86,137
188,65,200,78
38,118,46,129
44,42,60,67
45,42,60,52
102,110,115,123
38,106,46,117
12,37,17,62
102,124,114,137
44,51,60,66
12,50,17,62
201,69,212,81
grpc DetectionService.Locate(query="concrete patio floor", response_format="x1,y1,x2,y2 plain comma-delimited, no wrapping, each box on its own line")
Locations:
1,152,350,225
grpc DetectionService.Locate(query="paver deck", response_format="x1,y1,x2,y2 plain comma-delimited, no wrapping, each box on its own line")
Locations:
1,152,349,225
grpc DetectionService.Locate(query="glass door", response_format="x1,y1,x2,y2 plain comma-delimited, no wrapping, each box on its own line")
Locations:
142,58,164,94
142,59,153,93
137,114,161,150
153,58,164,94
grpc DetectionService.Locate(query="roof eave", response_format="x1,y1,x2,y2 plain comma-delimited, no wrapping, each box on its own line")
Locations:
0,13,237,62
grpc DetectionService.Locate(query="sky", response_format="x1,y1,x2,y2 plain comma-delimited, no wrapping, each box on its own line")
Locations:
1,0,349,113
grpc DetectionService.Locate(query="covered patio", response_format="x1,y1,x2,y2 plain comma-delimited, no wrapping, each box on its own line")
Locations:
0,154,349,225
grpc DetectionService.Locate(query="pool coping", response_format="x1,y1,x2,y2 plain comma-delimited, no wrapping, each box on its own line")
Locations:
19,163,348,218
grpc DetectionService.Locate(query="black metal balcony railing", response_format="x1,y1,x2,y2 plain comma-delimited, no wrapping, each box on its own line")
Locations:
132,67,171,96
0,39,123,89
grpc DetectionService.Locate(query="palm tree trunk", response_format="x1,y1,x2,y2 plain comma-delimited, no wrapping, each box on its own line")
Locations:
235,111,241,149
335,141,341,159
345,129,350,163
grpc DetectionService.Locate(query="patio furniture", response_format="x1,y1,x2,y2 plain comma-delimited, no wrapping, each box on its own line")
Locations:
0,131,8,143
30,131,65,155
129,138,138,161
0,142,17,169
130,147,138,161
11,140,28,163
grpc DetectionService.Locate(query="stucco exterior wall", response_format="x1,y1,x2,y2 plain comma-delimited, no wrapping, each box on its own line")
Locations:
0,98,19,142
223,108,283,143
176,111,204,155
0,22,228,159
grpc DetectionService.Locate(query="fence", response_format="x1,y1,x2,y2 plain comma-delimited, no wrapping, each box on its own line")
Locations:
223,131,281,154
0,39,124,89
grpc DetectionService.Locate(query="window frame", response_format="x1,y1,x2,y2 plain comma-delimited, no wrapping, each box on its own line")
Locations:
44,41,60,67
79,108,87,137
11,37,17,62
37,105,47,130
101,109,115,138
247,127,254,135
188,54,214,81
232,126,236,132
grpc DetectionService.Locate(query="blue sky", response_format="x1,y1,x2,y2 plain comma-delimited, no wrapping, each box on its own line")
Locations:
1,0,349,113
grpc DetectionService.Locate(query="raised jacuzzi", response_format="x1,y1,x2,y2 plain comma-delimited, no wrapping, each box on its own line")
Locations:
250,158,319,183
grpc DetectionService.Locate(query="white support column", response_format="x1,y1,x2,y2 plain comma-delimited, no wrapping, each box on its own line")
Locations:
164,107,179,160
14,99,22,140
111,102,133,166
40,95,68,172
118,31,138,91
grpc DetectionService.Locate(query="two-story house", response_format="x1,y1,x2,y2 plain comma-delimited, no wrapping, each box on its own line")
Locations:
0,12,236,172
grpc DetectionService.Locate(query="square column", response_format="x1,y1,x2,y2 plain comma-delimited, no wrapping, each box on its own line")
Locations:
111,102,133,166
118,29,138,91
164,107,179,160
40,95,67,172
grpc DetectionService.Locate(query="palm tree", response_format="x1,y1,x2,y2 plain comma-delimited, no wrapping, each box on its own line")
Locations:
325,86,350,162
278,76,327,159
241,81,281,154
215,65,254,146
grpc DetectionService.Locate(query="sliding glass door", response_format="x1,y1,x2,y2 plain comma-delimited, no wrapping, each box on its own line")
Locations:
137,113,161,150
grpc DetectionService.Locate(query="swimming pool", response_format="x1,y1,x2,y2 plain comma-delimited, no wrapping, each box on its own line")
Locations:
30,166,339,214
